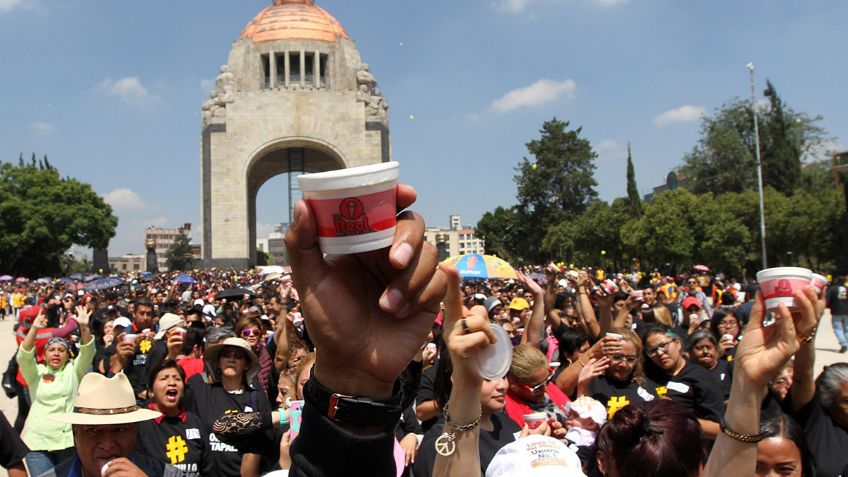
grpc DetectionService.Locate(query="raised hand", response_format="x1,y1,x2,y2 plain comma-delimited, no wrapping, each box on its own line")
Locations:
285,184,447,399
74,305,91,327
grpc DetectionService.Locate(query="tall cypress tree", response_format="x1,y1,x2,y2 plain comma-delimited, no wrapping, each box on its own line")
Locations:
762,80,801,193
626,143,642,217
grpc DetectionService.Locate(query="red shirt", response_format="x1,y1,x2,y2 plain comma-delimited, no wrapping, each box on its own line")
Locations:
504,383,571,428
177,357,205,380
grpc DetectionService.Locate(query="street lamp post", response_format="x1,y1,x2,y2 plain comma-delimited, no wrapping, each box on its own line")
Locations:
747,62,768,269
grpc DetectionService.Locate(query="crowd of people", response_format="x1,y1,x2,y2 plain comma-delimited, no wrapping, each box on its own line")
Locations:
0,190,846,477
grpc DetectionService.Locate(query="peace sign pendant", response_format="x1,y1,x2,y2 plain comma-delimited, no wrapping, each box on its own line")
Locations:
435,432,456,456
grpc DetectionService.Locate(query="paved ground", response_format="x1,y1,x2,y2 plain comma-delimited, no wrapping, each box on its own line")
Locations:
0,311,844,476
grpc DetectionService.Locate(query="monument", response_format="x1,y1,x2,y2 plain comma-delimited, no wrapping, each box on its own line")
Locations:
201,0,391,268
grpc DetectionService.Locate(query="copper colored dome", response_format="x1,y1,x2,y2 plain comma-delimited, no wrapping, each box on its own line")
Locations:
240,0,350,43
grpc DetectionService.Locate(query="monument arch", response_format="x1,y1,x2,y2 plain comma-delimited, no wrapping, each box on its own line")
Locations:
201,0,391,268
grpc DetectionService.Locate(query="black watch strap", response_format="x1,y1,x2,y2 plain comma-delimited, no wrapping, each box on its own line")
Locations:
304,369,403,429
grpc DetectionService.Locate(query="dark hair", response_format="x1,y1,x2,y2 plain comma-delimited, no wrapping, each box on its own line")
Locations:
178,327,205,356
710,309,739,338
759,414,816,477
146,359,186,392
613,291,629,304
597,400,704,477
557,328,590,360
642,323,674,342
687,329,717,353
135,297,154,311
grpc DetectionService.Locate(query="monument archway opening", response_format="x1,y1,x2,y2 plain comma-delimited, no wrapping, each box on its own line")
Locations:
248,142,344,266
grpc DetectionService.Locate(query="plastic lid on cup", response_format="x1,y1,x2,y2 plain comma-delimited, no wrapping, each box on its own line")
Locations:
298,161,399,192
474,325,513,381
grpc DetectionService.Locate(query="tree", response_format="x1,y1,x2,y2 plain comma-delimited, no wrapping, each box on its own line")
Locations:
476,206,521,262
0,157,117,277
682,82,827,195
625,144,642,218
513,118,598,262
165,234,194,271
622,189,699,269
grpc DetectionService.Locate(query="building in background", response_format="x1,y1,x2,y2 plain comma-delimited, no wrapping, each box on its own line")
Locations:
144,223,198,272
424,215,485,261
108,254,146,273
257,223,289,265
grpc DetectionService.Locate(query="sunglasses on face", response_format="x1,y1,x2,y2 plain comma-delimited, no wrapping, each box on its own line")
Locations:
646,340,673,357
523,372,554,393
242,329,261,337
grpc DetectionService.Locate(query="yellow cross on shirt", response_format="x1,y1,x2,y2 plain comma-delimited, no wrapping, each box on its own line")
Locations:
606,395,631,419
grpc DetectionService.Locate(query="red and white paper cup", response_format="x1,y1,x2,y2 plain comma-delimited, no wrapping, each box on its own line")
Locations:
298,162,399,255
811,273,828,295
523,412,548,430
756,267,813,311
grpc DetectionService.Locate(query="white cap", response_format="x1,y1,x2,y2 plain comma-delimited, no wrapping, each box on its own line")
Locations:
154,313,184,340
193,298,205,307
485,435,586,477
113,316,132,329
202,304,217,318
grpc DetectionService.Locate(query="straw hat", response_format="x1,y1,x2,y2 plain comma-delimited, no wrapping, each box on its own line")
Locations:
204,337,260,384
53,373,161,425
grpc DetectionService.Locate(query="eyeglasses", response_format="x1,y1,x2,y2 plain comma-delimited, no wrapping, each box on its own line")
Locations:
522,372,554,393
646,341,673,357
242,329,261,337
610,354,638,364
718,320,737,327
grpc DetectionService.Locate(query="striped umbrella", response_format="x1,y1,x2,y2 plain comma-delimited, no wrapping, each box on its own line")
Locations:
440,253,518,280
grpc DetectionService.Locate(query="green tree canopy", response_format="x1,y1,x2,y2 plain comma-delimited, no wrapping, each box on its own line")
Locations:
0,156,117,277
681,81,827,195
476,206,521,263
625,144,642,218
165,234,194,271
510,118,598,262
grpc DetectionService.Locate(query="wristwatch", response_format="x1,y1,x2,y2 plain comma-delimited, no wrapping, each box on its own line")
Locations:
304,369,404,429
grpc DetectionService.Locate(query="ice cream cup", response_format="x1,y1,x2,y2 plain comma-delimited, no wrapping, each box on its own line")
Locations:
811,273,827,295
298,162,399,255
549,361,561,372
756,267,813,311
523,412,548,429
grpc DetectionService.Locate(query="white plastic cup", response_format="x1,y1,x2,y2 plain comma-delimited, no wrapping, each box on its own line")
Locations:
811,273,827,295
548,361,561,372
474,325,512,380
756,267,813,311
298,162,400,255
524,412,548,429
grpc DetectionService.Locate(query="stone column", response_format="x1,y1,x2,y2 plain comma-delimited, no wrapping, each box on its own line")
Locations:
284,51,290,88
314,50,320,88
269,51,276,88
300,50,306,88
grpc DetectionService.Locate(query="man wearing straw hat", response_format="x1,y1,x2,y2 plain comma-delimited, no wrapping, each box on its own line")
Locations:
41,372,178,477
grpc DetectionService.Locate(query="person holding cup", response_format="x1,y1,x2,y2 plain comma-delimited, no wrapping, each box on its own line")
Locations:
710,309,742,361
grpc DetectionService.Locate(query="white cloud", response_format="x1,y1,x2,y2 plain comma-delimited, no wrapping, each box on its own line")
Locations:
494,0,535,13
98,77,158,107
489,79,576,113
0,0,24,12
653,105,705,127
30,121,54,134
103,188,147,211
597,139,619,153
200,78,214,94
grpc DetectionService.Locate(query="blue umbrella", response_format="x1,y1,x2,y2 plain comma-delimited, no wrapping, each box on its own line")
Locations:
84,277,126,291
69,273,84,280
173,274,197,285
58,277,74,284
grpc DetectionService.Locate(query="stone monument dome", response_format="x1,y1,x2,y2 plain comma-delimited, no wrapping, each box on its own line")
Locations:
200,0,390,268
240,0,350,43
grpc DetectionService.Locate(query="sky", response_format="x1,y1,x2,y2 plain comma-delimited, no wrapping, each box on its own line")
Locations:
1,0,845,257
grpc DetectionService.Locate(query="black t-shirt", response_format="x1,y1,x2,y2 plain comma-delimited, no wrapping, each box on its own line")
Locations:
135,411,212,477
415,364,439,433
0,411,27,469
703,359,732,401
414,411,519,477
794,395,848,477
648,361,724,422
587,374,659,419
827,285,848,315
98,330,155,397
184,378,273,477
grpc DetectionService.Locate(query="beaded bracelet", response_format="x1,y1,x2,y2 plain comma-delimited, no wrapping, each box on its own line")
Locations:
720,420,766,443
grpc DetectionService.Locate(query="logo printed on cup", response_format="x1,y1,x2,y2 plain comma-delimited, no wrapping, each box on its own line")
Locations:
756,267,813,310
